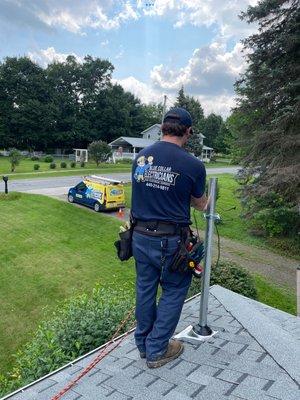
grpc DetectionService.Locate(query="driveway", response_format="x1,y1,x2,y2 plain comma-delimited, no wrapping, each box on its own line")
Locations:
3,166,240,196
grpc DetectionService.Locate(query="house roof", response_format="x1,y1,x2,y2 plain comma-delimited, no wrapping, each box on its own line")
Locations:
109,137,155,148
140,124,161,136
202,145,213,151
5,285,300,400
140,124,205,139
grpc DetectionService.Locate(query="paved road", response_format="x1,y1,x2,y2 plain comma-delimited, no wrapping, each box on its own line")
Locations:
3,166,240,196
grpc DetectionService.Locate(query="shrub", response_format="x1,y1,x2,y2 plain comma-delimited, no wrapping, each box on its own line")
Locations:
0,286,134,397
33,164,40,171
88,140,112,166
80,161,85,168
9,149,22,172
251,206,299,237
44,155,53,163
31,156,39,161
187,260,257,300
116,158,132,164
50,162,56,169
60,161,67,168
70,161,76,168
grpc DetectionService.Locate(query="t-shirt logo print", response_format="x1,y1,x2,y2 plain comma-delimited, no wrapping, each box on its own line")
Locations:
134,155,180,191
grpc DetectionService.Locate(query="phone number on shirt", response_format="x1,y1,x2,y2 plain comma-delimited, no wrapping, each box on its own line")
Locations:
146,182,170,191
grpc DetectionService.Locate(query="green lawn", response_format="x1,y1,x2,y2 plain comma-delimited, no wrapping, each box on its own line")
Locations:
254,275,296,315
0,157,132,180
0,193,136,374
0,156,233,180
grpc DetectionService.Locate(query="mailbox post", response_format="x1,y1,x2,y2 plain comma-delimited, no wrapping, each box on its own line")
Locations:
2,176,8,194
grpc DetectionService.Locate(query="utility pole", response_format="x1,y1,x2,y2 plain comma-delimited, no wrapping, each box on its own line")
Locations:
159,95,167,138
161,94,167,124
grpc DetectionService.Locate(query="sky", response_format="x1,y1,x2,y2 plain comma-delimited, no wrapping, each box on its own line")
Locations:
0,0,259,117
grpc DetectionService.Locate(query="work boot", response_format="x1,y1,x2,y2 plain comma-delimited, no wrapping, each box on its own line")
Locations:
146,340,184,369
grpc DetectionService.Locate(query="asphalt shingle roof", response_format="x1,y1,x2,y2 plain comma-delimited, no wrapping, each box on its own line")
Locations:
109,137,155,148
4,285,300,400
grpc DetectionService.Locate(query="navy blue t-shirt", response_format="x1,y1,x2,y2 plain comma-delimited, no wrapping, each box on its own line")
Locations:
131,141,206,225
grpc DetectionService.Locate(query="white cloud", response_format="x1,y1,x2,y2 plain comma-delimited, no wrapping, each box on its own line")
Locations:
140,0,259,39
100,39,109,47
115,76,164,104
148,40,246,116
37,1,139,34
28,47,82,67
150,41,246,95
197,93,236,117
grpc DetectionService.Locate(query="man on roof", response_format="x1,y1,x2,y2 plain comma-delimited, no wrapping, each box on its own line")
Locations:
131,107,208,368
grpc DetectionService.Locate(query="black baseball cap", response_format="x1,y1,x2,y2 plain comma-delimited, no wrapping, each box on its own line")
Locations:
163,107,193,128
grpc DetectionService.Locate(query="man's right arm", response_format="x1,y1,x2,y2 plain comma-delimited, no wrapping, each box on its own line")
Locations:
191,194,209,211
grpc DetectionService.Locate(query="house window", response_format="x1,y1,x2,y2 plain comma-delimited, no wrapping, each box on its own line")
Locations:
148,134,150,139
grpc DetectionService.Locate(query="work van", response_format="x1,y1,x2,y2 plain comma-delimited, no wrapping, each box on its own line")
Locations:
68,175,125,212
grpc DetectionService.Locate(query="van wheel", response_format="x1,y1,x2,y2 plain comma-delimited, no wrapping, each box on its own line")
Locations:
94,202,100,212
68,194,74,203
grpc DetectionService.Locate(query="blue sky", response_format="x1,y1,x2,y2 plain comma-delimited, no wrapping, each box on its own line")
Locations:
0,0,258,116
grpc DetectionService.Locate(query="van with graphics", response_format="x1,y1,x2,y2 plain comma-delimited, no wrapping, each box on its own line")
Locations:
68,175,125,212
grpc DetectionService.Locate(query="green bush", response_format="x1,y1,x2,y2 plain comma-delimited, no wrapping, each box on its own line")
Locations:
70,161,76,168
60,161,67,168
0,286,134,397
33,164,40,170
31,156,39,161
80,161,85,168
187,260,257,300
116,158,132,164
49,162,56,169
44,155,54,163
251,206,299,237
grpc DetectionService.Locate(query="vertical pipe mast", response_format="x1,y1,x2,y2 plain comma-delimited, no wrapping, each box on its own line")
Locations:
194,177,218,336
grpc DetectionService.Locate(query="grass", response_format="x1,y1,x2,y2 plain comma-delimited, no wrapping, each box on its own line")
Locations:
0,157,132,180
254,275,296,315
0,192,136,374
0,156,233,180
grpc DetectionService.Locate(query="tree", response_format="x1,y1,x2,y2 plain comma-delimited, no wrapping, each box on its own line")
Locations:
175,86,205,133
88,141,112,166
9,149,22,172
214,121,232,154
185,133,203,157
233,0,300,237
0,57,53,150
202,113,223,149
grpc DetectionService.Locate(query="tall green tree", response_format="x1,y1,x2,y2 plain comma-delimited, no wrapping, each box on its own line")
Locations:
234,0,299,203
0,57,53,150
175,86,205,132
233,0,300,238
202,113,223,149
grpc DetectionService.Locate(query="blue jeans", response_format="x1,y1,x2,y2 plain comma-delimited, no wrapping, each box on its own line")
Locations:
132,231,192,361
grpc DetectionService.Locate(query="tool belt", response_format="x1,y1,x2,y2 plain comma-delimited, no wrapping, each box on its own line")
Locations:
169,228,205,275
133,219,185,237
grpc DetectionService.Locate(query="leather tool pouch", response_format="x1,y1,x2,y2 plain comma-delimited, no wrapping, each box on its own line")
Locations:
169,227,192,274
114,215,135,261
114,228,133,261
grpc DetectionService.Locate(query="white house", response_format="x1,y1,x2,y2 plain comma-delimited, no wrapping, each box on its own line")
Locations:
109,124,214,162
